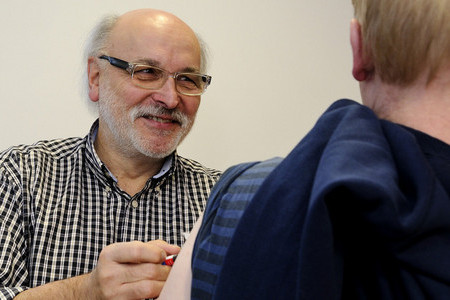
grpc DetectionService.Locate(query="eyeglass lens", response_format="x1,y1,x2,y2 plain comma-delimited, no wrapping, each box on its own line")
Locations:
132,65,208,95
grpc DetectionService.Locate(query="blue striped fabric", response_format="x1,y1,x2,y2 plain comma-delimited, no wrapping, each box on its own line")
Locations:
191,157,282,299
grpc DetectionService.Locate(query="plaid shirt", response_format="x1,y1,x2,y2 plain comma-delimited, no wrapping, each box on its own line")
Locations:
0,121,221,299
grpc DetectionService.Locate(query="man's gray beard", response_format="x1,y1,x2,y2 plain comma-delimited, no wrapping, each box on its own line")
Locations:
98,85,194,159
129,104,194,158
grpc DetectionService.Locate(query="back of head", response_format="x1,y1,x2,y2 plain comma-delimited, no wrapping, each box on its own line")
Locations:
352,0,450,85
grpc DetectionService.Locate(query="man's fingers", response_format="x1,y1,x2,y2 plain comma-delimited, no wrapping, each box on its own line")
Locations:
147,240,181,256
122,262,172,282
91,241,180,299
99,241,167,264
119,278,166,299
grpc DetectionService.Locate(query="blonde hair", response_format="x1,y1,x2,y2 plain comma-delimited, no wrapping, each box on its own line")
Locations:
352,0,450,85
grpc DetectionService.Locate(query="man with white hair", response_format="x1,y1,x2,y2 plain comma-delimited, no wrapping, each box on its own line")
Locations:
0,8,220,299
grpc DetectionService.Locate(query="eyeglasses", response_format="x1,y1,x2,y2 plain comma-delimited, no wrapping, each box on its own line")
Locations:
98,55,212,96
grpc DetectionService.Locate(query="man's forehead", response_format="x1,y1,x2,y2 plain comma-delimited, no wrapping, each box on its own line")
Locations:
133,57,200,72
111,10,196,42
105,10,201,71
107,37,201,72
118,9,179,25
110,15,198,51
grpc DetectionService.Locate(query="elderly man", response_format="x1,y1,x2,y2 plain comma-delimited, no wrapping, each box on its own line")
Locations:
0,9,221,300
159,0,450,299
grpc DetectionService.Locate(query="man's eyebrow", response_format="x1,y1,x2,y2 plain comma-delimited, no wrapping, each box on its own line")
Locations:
181,66,201,73
133,58,161,67
133,58,201,73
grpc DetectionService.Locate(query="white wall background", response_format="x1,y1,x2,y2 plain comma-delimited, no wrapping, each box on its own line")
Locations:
0,0,361,171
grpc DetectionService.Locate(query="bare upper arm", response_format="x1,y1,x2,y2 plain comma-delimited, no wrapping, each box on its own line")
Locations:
158,213,203,299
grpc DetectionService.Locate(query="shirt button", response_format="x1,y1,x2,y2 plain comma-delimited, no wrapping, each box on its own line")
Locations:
131,200,139,208
105,187,112,198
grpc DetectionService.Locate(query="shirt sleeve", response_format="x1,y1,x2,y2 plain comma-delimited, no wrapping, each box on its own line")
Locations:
0,161,30,299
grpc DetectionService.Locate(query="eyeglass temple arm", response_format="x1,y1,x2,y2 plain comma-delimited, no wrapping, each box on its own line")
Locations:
98,55,133,73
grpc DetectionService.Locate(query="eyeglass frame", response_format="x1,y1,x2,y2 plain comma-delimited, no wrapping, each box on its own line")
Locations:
98,55,212,96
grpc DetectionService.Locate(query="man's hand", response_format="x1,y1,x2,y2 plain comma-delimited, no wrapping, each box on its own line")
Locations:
87,240,180,299
15,240,180,300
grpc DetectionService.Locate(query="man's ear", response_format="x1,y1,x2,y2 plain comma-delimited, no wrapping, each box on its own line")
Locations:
350,19,373,81
87,57,100,102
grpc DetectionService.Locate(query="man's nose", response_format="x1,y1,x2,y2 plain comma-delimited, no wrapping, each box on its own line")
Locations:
154,77,180,109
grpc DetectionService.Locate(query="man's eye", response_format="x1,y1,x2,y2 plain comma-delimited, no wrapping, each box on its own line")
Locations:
178,75,196,83
142,68,157,74
177,75,201,89
135,67,158,74
134,66,162,80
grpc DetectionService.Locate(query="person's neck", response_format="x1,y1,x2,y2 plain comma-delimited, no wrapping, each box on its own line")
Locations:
362,68,450,144
94,132,166,196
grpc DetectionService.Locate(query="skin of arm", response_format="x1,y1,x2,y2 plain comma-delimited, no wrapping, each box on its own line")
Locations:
158,214,203,300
